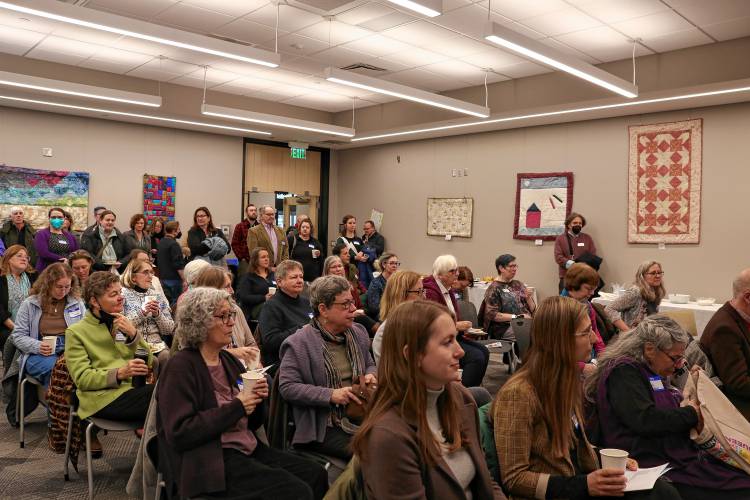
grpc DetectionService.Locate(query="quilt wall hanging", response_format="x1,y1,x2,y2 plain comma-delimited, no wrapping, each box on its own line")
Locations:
628,119,702,244
143,174,176,223
0,164,89,231
427,198,473,238
513,172,573,240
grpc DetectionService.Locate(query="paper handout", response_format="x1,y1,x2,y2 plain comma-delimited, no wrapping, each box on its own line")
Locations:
624,463,671,492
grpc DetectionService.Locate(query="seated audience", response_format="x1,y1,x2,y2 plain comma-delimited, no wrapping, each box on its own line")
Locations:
563,263,607,376
192,266,260,366
157,287,327,500
332,243,366,299
129,248,165,297
33,207,79,272
323,255,378,336
65,271,154,424
156,221,185,306
453,266,478,327
236,248,276,322
354,300,505,499
81,209,133,273
279,275,376,460
0,245,37,350
365,252,399,320
10,263,84,388
123,214,151,254
68,249,93,289
371,270,423,364
495,297,677,500
148,217,165,260
700,268,750,420
424,255,489,388
605,260,665,332
121,259,173,367
288,219,325,282
586,315,750,499
336,215,372,288
554,212,598,293
481,254,535,340
257,260,310,371
1,207,37,268
187,206,229,266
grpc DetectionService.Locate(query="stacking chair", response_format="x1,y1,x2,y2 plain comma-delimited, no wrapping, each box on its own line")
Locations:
661,310,698,337
18,372,46,448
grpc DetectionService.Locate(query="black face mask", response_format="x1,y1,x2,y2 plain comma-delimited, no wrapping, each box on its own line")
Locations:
571,225,582,235
93,306,117,332
175,231,183,239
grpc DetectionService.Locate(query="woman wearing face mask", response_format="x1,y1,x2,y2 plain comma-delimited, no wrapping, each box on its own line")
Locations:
33,207,79,272
81,210,133,274
563,263,607,378
554,212,597,294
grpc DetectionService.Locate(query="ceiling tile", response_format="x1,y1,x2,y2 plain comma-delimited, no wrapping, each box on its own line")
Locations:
28,36,100,59
308,46,378,67
335,3,396,25
87,0,177,20
663,0,750,27
477,0,569,21
377,46,450,67
0,11,58,34
420,59,487,84
78,57,148,74
170,67,240,88
571,0,669,24
645,28,714,53
443,0,475,13
244,4,322,33
520,7,602,36
382,20,454,46
0,26,46,56
211,76,275,95
537,37,600,63
48,24,123,46
154,3,235,32
87,46,154,68
296,21,372,45
281,56,329,75
554,26,653,62
213,18,280,45
701,16,750,41
432,36,490,58
280,95,345,112
612,10,694,40
341,34,413,57
436,3,496,39
357,11,416,32
381,68,461,92
460,50,527,69
126,65,187,81
249,83,307,99
181,0,268,18
25,49,89,66
494,60,549,78
275,33,330,56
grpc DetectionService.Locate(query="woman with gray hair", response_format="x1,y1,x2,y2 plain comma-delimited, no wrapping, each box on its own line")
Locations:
157,287,327,500
279,274,377,460
585,315,750,499
605,260,666,332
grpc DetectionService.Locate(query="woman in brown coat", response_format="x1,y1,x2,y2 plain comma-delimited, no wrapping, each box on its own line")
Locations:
353,300,505,500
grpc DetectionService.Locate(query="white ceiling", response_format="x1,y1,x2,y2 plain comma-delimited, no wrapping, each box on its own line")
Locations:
0,0,748,114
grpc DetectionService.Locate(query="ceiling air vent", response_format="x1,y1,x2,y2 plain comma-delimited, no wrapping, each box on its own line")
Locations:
340,63,387,72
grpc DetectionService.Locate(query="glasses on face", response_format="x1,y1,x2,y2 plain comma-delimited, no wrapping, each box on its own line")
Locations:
136,270,155,276
332,300,356,309
407,288,426,297
387,261,401,267
196,213,208,219
574,326,594,337
213,310,237,325
659,348,686,366
646,271,665,277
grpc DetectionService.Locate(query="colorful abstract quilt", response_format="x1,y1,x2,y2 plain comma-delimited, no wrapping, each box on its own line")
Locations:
143,174,175,222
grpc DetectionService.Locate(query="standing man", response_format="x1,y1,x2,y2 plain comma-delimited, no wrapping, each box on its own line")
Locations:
247,205,288,271
553,212,597,293
701,269,750,421
82,205,107,238
362,220,385,258
231,203,258,275
0,206,37,266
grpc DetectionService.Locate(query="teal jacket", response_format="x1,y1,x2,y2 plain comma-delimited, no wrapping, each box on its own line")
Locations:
65,310,152,419
479,402,501,484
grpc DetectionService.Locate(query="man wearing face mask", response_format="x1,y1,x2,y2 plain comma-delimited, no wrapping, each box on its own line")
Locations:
553,212,597,293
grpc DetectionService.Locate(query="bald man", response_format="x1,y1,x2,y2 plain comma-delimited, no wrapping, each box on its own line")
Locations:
700,269,750,420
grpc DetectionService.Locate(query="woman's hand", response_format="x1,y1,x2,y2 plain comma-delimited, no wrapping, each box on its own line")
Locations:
626,458,638,471
236,389,263,415
112,314,137,339
687,396,704,433
251,377,269,399
586,468,626,496
228,346,260,366
144,300,160,316
456,320,472,332
330,387,362,405
117,358,148,381
39,341,54,356
265,292,274,301
364,373,377,385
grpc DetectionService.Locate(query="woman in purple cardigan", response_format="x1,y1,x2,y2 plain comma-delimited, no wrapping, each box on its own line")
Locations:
279,274,377,460
33,207,78,272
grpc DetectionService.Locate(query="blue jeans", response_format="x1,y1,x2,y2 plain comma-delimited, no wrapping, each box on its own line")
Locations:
24,336,64,388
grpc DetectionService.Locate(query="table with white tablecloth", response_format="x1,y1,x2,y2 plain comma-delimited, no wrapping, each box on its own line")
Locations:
592,292,721,338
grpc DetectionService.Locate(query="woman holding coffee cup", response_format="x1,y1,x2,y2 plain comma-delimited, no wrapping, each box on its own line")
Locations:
278,275,376,460
236,248,276,322
288,219,325,282
494,297,679,500
10,263,84,388
157,287,327,500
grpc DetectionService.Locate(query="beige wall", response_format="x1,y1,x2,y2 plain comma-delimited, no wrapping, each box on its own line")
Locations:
0,106,243,232
331,101,750,303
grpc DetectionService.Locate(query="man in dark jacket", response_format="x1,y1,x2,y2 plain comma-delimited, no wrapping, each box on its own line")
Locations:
362,220,385,258
0,206,37,266
700,268,750,421
231,203,258,276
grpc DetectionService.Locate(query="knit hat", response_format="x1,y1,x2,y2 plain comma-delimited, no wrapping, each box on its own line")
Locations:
184,259,211,285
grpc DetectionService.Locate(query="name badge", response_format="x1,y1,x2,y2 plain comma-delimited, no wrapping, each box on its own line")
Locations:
59,239,68,245
308,312,314,319
69,306,82,318
115,332,127,343
577,242,585,247
649,376,665,392
353,241,361,246
503,288,510,293
308,244,315,249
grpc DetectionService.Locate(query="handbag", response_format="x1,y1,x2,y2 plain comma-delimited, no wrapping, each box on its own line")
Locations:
345,375,377,424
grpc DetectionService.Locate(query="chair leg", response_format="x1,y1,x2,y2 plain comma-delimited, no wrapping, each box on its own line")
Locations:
86,420,95,500
63,408,76,481
19,377,26,448
154,472,163,500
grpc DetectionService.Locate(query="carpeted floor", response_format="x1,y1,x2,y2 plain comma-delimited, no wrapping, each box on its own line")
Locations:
0,352,511,500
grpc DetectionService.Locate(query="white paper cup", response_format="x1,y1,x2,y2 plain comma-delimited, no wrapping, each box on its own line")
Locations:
42,335,57,351
600,448,628,470
241,371,264,393
267,287,276,295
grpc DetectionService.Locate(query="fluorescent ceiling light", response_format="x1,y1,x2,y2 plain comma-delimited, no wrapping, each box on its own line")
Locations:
352,85,750,142
324,67,489,118
385,0,441,17
0,70,161,107
0,0,280,67
202,104,355,138
484,22,638,99
0,95,271,135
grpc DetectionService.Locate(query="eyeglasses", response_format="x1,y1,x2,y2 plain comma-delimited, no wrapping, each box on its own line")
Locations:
645,271,665,276
407,288,426,297
332,300,356,309
213,310,237,325
574,326,594,337
136,270,155,276
659,348,686,366
387,261,401,267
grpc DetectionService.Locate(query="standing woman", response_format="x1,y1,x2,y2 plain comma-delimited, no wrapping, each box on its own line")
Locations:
81,210,133,274
10,263,85,388
0,245,37,350
148,217,165,260
371,270,423,364
353,300,506,500
123,214,151,254
288,219,325,283
236,248,276,322
554,212,597,293
33,207,79,272
336,215,370,288
605,261,666,332
187,206,228,266
365,252,399,320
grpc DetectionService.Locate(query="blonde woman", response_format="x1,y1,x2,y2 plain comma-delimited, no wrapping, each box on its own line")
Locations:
605,261,666,332
371,270,423,364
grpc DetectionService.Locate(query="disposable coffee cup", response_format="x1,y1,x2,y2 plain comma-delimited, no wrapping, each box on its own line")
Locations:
600,448,628,471
267,287,276,295
241,371,264,393
42,335,57,351
312,249,321,258
142,295,158,313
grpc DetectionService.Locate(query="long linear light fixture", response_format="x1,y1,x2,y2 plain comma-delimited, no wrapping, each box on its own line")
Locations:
202,103,355,138
484,22,638,99
0,95,272,135
385,0,442,17
0,70,161,107
352,84,750,142
324,67,489,118
0,0,280,68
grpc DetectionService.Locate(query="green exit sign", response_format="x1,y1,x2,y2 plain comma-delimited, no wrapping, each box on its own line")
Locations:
290,147,306,159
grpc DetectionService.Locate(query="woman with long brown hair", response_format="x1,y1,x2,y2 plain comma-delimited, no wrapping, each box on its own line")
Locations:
187,206,228,266
353,300,504,499
605,260,666,332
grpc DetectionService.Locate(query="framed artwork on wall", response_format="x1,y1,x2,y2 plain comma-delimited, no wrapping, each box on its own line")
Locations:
143,174,176,222
427,197,473,238
513,172,573,240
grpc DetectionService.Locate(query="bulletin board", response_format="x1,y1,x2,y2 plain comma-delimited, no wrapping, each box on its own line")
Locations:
143,174,175,222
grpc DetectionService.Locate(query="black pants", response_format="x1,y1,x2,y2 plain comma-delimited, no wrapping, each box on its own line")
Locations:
295,425,352,460
673,483,750,500
458,336,490,387
204,445,328,500
93,385,154,423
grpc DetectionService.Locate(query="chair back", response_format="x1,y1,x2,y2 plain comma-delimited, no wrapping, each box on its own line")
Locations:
511,317,532,359
266,374,292,450
661,310,698,336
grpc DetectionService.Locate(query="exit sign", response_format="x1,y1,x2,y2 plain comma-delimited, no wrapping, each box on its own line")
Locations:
290,147,306,159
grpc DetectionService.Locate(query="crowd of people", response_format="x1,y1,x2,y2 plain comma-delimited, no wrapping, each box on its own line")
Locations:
1,203,749,500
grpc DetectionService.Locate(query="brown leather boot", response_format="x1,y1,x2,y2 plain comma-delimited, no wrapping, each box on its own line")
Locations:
89,434,103,459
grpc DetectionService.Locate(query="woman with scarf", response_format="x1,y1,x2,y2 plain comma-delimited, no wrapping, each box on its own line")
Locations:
81,210,133,274
0,245,37,350
278,274,376,459
33,207,79,272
